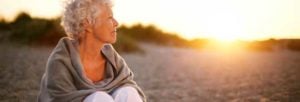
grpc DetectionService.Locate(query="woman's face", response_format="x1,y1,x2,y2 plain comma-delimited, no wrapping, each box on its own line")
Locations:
92,4,119,44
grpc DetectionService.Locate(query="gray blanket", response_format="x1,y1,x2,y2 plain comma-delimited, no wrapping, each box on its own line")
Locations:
37,37,146,102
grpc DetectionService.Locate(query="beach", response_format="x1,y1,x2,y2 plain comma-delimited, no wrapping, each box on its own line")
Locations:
0,43,300,102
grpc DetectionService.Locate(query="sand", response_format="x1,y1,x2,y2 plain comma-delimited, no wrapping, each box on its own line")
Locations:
0,43,300,102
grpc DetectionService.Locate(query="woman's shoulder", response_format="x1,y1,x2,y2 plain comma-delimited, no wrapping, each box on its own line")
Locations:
56,37,75,49
47,37,75,62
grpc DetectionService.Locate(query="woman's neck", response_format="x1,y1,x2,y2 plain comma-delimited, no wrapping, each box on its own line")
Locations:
76,33,107,83
78,33,106,62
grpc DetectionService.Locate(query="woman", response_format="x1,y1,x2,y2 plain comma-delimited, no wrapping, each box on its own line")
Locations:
37,0,146,102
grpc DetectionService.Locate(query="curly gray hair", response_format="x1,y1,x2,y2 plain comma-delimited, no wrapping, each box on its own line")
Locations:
61,0,113,41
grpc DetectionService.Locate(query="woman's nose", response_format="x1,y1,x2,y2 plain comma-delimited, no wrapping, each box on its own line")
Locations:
113,18,119,27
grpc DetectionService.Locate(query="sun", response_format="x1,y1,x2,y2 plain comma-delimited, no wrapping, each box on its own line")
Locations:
202,12,246,42
205,32,245,50
210,34,240,43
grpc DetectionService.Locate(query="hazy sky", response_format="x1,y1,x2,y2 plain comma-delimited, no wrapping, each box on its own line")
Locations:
0,0,299,41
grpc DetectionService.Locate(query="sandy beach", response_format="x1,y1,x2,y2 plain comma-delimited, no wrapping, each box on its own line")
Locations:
0,43,300,102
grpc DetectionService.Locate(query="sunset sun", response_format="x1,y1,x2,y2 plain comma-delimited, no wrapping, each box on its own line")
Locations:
203,12,245,43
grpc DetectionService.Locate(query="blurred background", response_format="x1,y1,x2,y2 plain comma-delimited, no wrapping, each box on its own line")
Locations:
0,0,300,101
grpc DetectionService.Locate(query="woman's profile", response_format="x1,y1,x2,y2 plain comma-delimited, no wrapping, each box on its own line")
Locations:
37,0,146,102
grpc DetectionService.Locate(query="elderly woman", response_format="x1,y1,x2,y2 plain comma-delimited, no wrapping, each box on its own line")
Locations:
37,0,146,102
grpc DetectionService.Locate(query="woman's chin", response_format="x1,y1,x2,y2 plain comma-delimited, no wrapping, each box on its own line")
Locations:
110,39,117,44
106,38,117,44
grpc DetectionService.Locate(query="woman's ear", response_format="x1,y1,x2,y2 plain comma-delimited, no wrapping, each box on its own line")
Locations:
82,19,93,33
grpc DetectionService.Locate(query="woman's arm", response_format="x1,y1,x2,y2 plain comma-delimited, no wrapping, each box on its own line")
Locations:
45,58,93,102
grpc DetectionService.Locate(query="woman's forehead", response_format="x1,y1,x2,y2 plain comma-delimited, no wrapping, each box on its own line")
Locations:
98,4,113,15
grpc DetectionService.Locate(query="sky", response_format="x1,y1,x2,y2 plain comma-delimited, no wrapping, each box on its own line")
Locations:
0,0,299,41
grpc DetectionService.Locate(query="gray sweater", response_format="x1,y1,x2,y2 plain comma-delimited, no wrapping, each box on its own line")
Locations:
37,37,146,102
